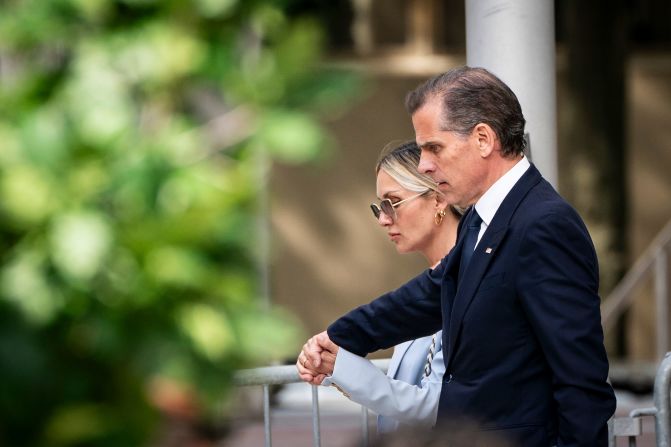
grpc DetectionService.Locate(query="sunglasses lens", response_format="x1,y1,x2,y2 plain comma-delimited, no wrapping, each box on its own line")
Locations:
370,204,381,219
380,200,395,221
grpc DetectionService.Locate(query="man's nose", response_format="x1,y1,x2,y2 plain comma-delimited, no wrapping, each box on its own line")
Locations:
418,153,434,174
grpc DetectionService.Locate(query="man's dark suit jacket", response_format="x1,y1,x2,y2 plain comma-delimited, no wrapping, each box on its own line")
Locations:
328,164,616,446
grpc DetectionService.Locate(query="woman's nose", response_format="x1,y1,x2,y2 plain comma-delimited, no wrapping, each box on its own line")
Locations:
377,211,393,226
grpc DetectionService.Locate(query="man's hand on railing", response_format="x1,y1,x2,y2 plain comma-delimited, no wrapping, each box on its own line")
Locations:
296,330,340,385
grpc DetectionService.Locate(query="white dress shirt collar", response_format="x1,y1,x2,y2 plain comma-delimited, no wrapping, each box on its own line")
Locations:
474,156,530,228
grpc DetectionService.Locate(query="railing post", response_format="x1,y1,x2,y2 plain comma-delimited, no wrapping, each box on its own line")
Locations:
656,249,670,360
654,352,671,447
234,361,389,445
263,385,272,447
608,417,614,447
601,219,671,335
361,406,370,447
311,385,321,447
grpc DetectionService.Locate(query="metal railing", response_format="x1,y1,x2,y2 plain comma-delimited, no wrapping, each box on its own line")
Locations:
602,219,671,360
236,354,671,447
610,351,671,446
234,359,390,447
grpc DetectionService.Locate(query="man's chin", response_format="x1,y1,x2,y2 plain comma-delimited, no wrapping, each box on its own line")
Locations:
438,185,456,200
444,193,471,210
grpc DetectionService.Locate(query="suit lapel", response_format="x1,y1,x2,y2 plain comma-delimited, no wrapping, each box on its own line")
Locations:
387,340,414,378
444,164,544,369
445,226,508,365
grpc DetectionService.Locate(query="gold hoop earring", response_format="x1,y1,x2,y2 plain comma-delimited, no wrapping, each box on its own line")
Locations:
434,209,446,225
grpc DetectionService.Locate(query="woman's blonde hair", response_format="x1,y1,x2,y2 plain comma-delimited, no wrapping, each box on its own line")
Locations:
375,140,440,195
375,140,464,218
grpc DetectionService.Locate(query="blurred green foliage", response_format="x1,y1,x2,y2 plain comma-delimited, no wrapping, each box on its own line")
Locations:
0,0,359,445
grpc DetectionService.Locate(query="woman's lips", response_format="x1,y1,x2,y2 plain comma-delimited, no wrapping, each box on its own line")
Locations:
388,232,400,241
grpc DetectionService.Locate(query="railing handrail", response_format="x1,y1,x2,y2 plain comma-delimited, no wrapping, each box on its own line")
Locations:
601,218,671,332
234,359,390,447
234,358,391,387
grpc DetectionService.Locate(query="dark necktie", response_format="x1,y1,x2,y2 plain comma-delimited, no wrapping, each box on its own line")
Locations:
459,209,483,278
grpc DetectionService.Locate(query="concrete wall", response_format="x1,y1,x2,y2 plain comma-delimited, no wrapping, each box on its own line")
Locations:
626,54,671,360
270,75,431,358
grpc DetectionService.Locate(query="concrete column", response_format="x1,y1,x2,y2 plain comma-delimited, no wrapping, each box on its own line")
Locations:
465,0,557,187
408,0,436,54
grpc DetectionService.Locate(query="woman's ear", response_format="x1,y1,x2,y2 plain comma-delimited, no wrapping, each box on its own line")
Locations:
434,192,448,209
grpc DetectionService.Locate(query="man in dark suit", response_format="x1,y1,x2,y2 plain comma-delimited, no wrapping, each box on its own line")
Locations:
296,67,615,446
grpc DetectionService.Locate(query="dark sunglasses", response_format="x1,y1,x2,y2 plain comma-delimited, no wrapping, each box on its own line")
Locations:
370,191,428,222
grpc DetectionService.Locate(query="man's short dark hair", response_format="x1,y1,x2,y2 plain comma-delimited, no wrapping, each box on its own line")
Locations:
405,66,527,158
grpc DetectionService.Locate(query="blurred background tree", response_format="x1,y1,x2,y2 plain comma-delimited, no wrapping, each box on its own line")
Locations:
0,0,358,445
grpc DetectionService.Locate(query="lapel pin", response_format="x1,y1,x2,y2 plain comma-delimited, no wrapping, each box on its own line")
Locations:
485,247,493,254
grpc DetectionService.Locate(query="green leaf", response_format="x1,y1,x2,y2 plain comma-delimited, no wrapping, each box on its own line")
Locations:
177,303,235,361
49,211,114,282
235,307,304,363
44,403,113,445
1,250,62,326
259,110,324,163
0,165,57,226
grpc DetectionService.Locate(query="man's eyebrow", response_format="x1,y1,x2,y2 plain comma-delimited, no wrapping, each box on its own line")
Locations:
419,140,441,149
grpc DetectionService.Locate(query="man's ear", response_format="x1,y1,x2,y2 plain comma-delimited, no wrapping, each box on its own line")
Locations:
472,123,498,158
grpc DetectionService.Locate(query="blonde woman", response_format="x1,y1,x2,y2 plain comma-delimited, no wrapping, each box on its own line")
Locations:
298,141,461,432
